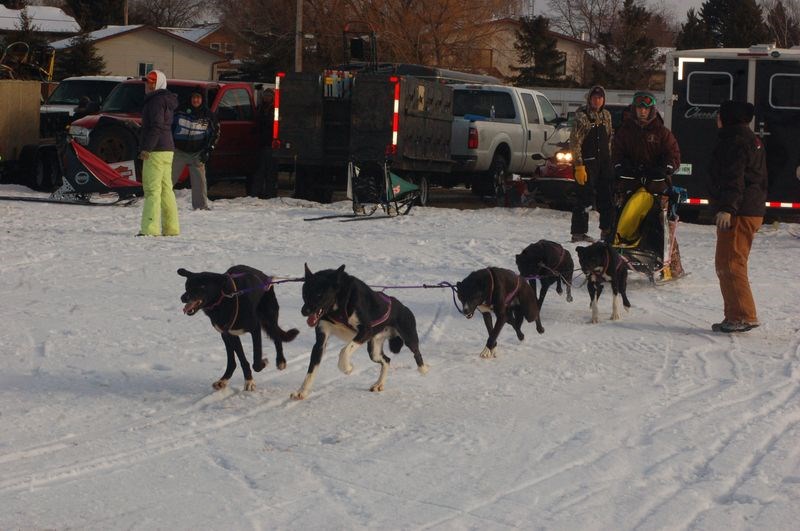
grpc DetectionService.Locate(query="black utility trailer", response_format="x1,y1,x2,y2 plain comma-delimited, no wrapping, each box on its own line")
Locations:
272,67,458,204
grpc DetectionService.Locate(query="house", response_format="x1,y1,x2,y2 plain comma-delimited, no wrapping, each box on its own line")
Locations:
476,17,595,84
49,25,226,80
0,5,79,41
165,23,250,79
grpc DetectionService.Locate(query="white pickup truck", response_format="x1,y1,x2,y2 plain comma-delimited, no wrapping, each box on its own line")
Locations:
450,84,564,195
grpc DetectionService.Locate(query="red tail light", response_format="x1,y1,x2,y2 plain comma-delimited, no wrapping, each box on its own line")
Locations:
468,127,479,149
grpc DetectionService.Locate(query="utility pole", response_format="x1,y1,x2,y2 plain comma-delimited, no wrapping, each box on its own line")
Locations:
124,0,129,25
294,0,303,72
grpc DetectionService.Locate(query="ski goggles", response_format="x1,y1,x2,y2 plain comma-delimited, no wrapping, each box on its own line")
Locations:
632,92,656,108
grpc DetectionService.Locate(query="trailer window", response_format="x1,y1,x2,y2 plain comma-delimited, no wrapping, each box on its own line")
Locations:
453,90,516,119
687,72,733,106
769,74,800,109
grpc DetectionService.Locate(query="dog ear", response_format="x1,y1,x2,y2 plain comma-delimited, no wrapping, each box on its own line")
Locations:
576,246,585,258
337,264,346,274
177,268,191,277
304,263,313,279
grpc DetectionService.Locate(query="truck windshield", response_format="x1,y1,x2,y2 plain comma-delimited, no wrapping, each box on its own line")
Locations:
46,80,121,105
101,83,201,112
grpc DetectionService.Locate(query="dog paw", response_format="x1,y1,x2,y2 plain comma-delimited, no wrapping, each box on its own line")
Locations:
338,361,354,375
244,379,256,391
212,379,228,390
290,390,307,400
479,347,496,359
536,325,545,334
567,294,573,303
418,364,429,375
591,316,599,324
516,331,525,341
253,360,267,372
370,383,384,392
277,360,287,370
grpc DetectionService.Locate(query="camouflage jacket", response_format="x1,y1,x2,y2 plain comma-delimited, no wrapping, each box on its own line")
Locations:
568,106,613,166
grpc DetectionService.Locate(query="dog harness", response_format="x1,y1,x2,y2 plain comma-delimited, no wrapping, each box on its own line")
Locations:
204,272,274,332
484,268,522,307
328,292,393,331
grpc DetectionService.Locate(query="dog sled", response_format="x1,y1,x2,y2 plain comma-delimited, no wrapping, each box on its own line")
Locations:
50,139,142,205
346,159,420,219
611,170,687,283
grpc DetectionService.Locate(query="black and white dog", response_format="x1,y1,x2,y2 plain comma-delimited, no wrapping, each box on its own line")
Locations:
575,242,631,323
293,264,428,400
456,267,544,358
515,239,574,309
178,265,299,391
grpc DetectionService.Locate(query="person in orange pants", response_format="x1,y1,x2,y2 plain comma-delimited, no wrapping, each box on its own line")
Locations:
709,100,767,333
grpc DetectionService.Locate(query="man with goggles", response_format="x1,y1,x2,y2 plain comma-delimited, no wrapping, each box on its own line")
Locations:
612,91,685,279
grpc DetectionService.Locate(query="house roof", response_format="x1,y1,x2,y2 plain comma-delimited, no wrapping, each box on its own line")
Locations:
163,24,222,43
0,5,80,33
49,24,225,59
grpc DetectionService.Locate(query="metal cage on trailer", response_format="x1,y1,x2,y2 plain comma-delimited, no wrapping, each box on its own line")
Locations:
664,44,800,212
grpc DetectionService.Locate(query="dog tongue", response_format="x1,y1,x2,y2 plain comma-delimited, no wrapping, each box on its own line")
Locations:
183,301,200,314
306,314,318,327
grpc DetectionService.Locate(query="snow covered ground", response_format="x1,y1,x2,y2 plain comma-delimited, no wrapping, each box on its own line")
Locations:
2,185,799,530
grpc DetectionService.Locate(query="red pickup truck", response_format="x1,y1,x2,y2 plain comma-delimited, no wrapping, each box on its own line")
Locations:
67,78,266,181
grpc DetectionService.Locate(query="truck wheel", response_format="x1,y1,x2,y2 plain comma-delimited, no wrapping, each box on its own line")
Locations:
488,153,509,199
411,175,429,206
89,126,137,164
33,150,61,191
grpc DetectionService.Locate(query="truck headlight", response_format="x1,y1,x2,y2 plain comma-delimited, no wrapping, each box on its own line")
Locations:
555,151,573,163
68,125,91,145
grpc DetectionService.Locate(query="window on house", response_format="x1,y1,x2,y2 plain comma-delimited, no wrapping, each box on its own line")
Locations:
554,52,567,76
210,43,221,51
137,63,154,77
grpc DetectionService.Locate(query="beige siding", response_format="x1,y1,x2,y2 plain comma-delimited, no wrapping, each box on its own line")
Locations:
95,29,220,80
0,80,40,160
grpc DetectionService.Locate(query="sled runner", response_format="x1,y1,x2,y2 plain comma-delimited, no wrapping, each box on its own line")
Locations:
612,172,686,283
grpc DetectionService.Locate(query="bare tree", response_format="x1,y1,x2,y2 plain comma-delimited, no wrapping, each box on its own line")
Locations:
760,0,800,47
129,0,211,27
546,0,622,42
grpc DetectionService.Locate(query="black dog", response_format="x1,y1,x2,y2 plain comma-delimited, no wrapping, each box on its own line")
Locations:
293,264,428,400
178,265,299,391
515,239,574,309
456,267,544,358
575,242,631,323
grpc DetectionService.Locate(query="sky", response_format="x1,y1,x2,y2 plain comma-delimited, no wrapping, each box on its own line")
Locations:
535,0,706,21
1,184,799,529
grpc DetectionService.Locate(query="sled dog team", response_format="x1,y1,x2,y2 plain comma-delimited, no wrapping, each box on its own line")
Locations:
179,240,630,399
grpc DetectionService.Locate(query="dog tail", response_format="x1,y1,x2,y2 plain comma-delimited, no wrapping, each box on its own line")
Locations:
389,336,404,353
264,323,299,343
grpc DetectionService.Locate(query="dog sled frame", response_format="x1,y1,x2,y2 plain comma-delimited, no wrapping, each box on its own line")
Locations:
346,159,420,218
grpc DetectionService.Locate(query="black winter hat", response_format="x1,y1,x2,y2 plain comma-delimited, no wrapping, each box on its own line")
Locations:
719,100,754,127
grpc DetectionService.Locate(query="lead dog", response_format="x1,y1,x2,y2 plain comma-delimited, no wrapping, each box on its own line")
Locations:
292,264,428,400
456,267,544,358
178,265,299,391
575,242,631,323
515,239,574,309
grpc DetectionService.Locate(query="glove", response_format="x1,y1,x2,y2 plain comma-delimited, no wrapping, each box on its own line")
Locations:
138,151,150,160
199,150,210,164
573,165,587,185
715,211,732,230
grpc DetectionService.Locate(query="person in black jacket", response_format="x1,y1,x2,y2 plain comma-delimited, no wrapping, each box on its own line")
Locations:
709,100,768,333
138,70,179,236
171,87,219,209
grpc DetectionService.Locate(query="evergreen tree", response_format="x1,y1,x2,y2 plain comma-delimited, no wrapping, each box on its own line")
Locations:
53,32,107,80
593,0,658,89
510,15,572,87
675,8,714,50
700,0,769,47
